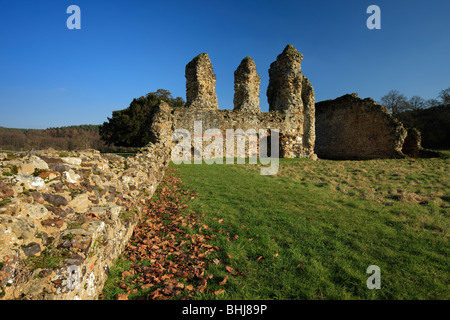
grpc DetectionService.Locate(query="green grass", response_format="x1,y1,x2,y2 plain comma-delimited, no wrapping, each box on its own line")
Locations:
168,156,449,300
0,198,12,207
27,247,69,271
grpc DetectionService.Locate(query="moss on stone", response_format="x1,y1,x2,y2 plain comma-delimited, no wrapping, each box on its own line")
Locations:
0,198,11,207
27,247,69,271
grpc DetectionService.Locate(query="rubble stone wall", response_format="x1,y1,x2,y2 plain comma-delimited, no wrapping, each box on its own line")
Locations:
185,53,219,110
315,94,408,160
0,142,171,300
157,45,317,160
233,57,261,113
170,108,314,159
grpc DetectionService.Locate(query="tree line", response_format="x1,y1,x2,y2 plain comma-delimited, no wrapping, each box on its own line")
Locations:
0,125,132,153
380,87,449,115
0,89,184,153
380,87,450,150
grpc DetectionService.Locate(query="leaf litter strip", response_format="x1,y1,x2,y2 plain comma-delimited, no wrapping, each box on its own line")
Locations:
113,168,238,300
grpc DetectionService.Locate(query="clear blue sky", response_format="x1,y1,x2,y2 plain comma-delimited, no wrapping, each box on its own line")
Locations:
0,0,449,129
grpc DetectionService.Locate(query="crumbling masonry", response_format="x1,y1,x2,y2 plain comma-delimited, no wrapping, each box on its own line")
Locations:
314,94,439,160
151,45,317,159
151,44,433,161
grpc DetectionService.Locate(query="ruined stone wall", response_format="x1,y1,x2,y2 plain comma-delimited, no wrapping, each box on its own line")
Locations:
155,45,317,160
401,128,423,158
234,57,261,113
315,94,408,160
401,128,443,159
0,142,171,300
185,53,219,110
267,45,316,155
170,108,311,158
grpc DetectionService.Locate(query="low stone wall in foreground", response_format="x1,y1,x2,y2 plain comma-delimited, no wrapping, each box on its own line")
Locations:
0,144,170,300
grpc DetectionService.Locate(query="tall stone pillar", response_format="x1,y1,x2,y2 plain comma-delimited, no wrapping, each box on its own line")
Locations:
185,53,219,109
267,44,316,158
267,44,307,113
233,57,261,113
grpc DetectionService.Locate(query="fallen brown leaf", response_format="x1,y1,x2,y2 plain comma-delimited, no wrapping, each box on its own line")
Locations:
219,275,228,285
225,266,237,275
115,174,220,300
117,293,128,300
141,283,154,290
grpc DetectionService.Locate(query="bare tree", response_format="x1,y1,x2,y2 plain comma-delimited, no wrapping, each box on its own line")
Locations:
380,90,411,115
425,99,441,108
409,96,426,110
438,87,450,105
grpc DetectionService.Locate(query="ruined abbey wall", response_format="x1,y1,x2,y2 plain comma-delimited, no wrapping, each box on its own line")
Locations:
315,94,413,160
164,46,435,162
0,143,171,300
171,109,307,158
152,45,317,160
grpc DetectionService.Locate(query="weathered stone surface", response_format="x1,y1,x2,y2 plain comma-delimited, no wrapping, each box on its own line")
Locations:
315,94,408,159
402,128,423,158
91,175,103,187
267,44,304,113
12,175,46,190
266,44,316,157
301,77,316,157
62,170,81,184
37,171,60,181
0,181,14,198
21,242,41,256
0,144,171,300
42,193,69,207
18,163,35,175
0,215,38,241
401,128,443,159
28,155,49,171
185,53,219,109
30,192,45,204
21,203,50,220
41,218,65,228
50,163,71,173
150,101,174,147
61,157,82,166
156,105,316,159
68,193,90,213
0,254,19,288
233,57,261,113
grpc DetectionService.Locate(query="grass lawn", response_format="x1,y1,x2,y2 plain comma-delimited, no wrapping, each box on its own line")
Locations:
103,154,449,300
